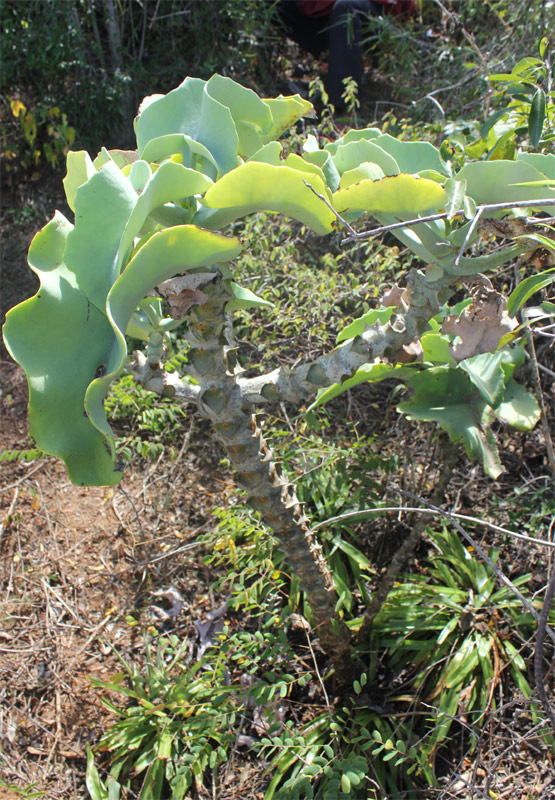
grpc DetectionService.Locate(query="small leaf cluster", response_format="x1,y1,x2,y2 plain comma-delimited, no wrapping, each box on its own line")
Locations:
87,635,239,800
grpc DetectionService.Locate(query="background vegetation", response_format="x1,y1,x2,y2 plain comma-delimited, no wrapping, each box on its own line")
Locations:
1,1,554,799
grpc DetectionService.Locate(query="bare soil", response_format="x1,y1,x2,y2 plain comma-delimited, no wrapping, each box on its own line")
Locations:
0,359,241,798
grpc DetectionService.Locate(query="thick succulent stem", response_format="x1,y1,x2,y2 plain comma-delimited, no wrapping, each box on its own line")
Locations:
183,273,354,680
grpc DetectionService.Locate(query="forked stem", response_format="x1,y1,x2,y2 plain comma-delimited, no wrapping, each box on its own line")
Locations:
184,274,355,681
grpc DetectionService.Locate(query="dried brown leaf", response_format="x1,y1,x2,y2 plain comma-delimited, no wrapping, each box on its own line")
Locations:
441,288,517,361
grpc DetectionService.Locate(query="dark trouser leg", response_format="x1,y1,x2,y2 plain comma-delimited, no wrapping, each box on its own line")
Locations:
275,0,328,58
326,0,379,109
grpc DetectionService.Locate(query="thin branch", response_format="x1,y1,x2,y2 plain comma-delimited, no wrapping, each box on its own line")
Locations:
312,506,555,549
525,327,555,478
302,180,359,236
340,211,452,243
534,562,555,735
340,198,555,245
454,205,484,268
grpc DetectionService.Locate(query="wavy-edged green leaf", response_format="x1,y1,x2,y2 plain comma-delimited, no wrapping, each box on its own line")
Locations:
64,162,138,310
308,362,415,410
85,226,243,460
3,213,121,486
493,379,540,430
516,151,555,180
331,139,399,176
205,74,273,158
333,174,447,217
373,133,446,174
339,162,385,188
302,147,341,192
248,141,283,165
200,162,336,234
140,133,218,179
63,150,96,212
324,126,381,155
283,152,327,183
93,148,139,171
398,367,503,478
507,267,555,316
135,76,239,176
117,160,213,270
455,160,555,211
261,94,314,141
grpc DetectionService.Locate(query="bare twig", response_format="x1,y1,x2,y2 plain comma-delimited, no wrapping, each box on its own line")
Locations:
340,211,452,243
525,328,555,479
534,563,555,735
313,507,555,549
0,461,47,493
340,198,555,246
453,205,484,268
0,488,19,537
304,629,333,722
302,180,359,236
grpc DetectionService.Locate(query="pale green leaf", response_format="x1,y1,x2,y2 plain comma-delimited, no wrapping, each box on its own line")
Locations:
63,150,95,212
373,133,446,174
308,362,414,410
455,160,555,212
333,174,447,217
331,139,399,176
135,76,239,176
141,133,218,178
3,214,121,487
421,332,456,364
339,162,385,189
201,162,336,234
226,281,273,311
303,147,341,192
64,162,138,310
516,151,555,179
493,379,540,430
444,178,467,219
262,94,315,141
247,141,283,165
117,161,213,270
336,306,395,342
398,367,504,478
324,126,381,155
84,226,243,458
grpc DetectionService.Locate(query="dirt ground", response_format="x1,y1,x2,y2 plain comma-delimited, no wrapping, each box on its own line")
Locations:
0,357,243,798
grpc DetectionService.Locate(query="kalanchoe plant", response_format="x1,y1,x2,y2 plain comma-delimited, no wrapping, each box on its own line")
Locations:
3,74,554,679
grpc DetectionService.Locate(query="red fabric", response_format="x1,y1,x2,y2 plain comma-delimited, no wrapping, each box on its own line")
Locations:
297,0,415,19
373,0,416,18
297,0,336,17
